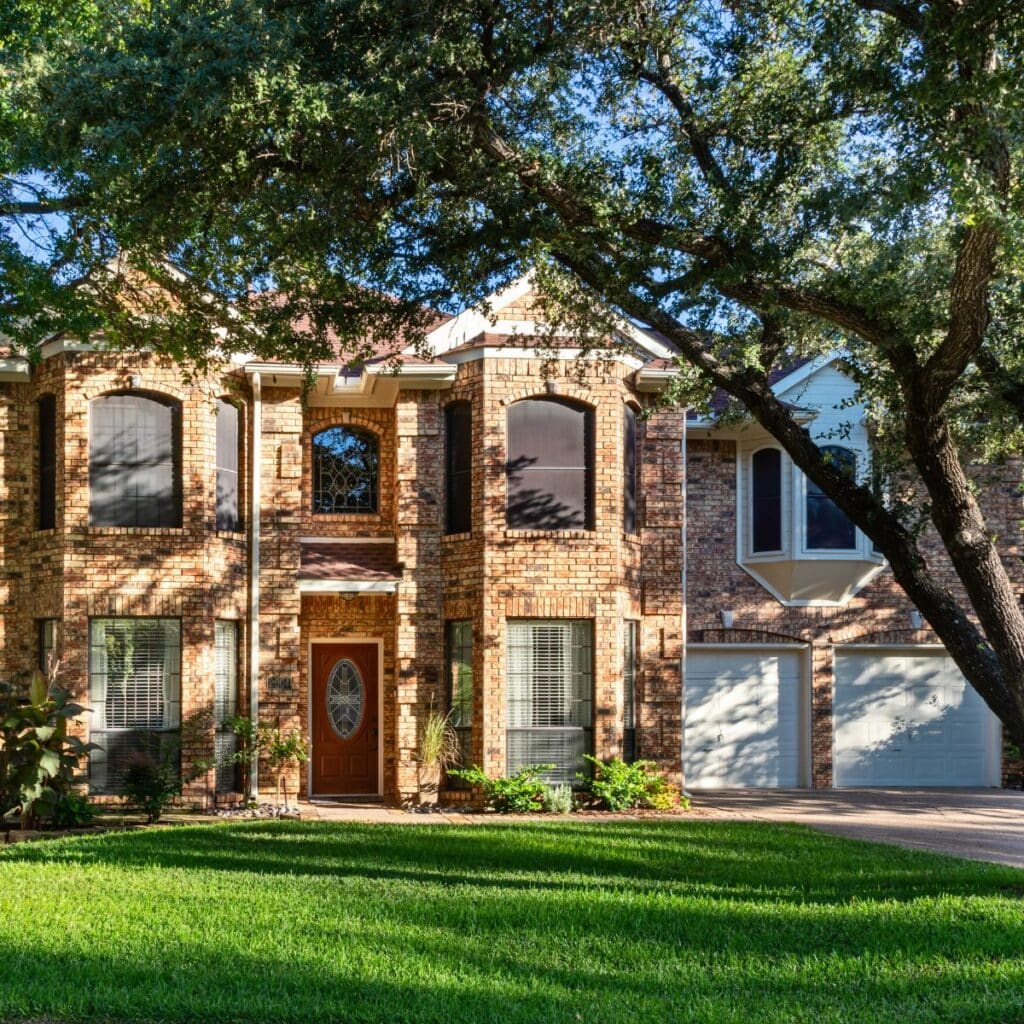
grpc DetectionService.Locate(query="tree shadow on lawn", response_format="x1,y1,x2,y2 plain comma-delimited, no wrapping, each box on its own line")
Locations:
0,909,1021,1024
2,822,1023,1023
5,818,1019,904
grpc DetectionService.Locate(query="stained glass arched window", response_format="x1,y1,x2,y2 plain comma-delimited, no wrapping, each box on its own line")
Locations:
312,426,379,514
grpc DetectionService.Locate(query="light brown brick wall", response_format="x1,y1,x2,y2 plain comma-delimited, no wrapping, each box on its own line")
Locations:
1,350,249,804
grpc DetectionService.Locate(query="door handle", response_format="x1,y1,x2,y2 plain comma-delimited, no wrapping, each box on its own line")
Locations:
369,725,379,751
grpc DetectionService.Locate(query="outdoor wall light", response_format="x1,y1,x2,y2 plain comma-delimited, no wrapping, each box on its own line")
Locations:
909,609,924,630
720,609,735,628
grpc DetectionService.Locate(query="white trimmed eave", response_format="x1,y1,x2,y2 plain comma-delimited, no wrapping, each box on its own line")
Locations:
364,361,456,389
687,407,816,438
298,579,399,594
0,356,31,382
634,366,678,392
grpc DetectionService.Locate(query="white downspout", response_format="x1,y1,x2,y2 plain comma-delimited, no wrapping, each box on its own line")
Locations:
680,408,690,799
248,371,262,800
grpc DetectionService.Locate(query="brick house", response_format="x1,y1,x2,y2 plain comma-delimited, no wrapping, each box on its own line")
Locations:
0,276,1017,802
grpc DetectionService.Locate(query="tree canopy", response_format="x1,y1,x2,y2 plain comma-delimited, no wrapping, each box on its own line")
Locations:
4,0,1024,743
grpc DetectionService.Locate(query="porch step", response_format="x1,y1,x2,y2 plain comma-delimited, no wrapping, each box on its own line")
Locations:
307,796,385,806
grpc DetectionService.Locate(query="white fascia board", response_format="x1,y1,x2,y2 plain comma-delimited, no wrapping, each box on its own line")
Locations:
0,356,31,382
614,322,678,360
363,361,456,388
771,349,847,397
243,362,324,387
298,579,398,594
634,367,678,392
39,337,99,359
419,273,536,354
442,346,645,369
300,536,395,545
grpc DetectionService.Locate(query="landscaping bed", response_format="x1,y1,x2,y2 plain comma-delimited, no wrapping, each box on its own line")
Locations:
1,818,1022,1023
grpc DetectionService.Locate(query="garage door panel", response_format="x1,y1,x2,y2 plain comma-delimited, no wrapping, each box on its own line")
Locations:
685,648,805,789
834,649,998,788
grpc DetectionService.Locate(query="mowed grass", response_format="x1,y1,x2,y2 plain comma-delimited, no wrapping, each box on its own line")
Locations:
1,820,1022,1023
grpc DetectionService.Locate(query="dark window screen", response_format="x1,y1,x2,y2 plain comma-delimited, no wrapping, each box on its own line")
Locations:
38,394,57,530
89,394,181,527
624,405,638,534
506,398,593,530
806,446,857,549
445,402,472,534
751,448,782,552
215,400,242,531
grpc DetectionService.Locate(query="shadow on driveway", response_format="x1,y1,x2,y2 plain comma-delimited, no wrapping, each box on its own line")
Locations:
693,788,1024,867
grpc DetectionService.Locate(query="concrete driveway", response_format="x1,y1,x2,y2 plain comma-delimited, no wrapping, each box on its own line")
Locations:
693,788,1024,867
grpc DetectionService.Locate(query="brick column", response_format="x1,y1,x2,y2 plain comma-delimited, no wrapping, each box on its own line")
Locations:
257,389,304,800
393,390,444,803
639,406,685,784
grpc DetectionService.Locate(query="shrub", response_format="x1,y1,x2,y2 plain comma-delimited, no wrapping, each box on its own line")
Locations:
1,668,99,829
581,756,687,812
447,764,555,813
52,790,96,827
123,752,181,824
645,777,689,811
543,783,574,815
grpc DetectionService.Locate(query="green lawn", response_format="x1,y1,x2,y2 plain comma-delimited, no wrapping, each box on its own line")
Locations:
1,820,1022,1023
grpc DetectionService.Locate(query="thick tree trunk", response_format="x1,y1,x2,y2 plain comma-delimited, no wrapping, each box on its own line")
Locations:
901,410,1024,744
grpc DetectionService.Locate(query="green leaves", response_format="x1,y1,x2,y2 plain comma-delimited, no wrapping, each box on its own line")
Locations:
0,668,96,829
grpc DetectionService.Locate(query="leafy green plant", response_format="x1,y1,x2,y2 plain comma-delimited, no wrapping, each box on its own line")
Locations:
265,727,309,810
1,669,98,829
580,756,680,812
542,783,574,815
644,777,689,812
52,790,96,827
448,764,555,813
123,751,181,824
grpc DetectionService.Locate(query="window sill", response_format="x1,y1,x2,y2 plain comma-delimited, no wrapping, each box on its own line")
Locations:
442,532,472,542
86,526,186,536
503,528,595,540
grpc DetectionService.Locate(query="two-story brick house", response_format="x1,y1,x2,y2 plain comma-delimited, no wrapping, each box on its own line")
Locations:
0,277,684,803
0,276,1017,801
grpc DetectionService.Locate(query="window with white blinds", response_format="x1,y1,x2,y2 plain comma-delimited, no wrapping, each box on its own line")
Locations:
506,620,593,785
623,621,638,763
214,620,240,792
88,618,181,793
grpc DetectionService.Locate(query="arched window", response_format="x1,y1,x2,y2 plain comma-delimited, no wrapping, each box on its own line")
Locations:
751,448,782,553
89,393,181,527
312,425,379,514
623,405,638,534
445,401,472,534
215,399,242,531
506,397,593,530
806,446,857,549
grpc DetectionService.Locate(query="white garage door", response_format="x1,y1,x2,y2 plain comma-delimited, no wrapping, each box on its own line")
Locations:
685,647,806,788
834,648,1000,787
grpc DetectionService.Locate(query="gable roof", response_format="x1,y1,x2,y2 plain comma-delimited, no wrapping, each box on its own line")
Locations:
419,274,678,363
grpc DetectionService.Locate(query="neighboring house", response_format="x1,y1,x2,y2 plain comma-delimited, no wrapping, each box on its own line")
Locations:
0,278,1017,802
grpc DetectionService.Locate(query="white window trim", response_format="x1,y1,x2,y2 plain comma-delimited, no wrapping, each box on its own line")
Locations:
796,445,866,559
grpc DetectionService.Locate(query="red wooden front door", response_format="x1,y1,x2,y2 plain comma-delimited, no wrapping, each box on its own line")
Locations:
311,642,379,795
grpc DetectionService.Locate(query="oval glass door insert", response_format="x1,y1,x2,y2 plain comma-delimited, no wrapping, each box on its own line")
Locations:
326,659,364,739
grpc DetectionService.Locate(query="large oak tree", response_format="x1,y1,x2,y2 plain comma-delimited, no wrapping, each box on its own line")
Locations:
5,0,1024,748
